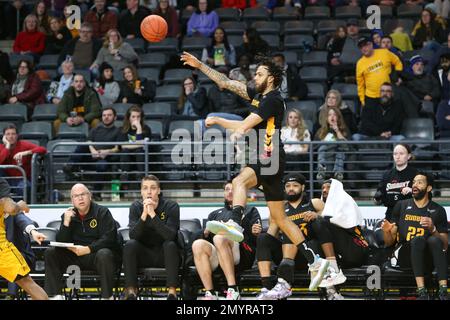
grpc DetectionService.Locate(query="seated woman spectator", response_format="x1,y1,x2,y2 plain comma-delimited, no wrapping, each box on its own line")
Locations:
118,65,156,106
94,62,120,107
32,1,51,35
436,98,450,138
153,0,180,38
281,109,311,156
314,106,350,181
44,16,72,55
47,60,75,104
12,14,46,62
317,89,357,134
412,8,447,51
242,28,270,64
186,0,219,37
118,105,152,182
177,76,208,118
371,29,383,49
201,27,236,72
8,59,45,117
92,29,139,78
327,26,347,66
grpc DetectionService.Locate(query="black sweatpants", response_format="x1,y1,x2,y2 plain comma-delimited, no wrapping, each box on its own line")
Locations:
44,247,119,298
397,236,447,281
123,239,180,288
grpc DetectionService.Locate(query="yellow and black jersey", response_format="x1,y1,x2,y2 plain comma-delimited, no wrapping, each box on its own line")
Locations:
280,199,316,244
0,207,7,245
247,86,286,161
391,198,448,244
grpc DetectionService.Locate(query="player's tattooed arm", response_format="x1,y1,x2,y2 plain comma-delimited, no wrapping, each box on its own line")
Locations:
180,51,250,101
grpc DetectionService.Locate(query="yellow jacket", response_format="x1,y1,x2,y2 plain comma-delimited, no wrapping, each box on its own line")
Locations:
356,49,403,105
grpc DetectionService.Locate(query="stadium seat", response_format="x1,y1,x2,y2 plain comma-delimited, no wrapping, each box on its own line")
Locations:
118,227,130,242
396,4,422,18
331,83,358,100
32,104,58,121
163,68,193,85
0,103,28,124
228,35,244,48
74,69,91,83
283,20,314,35
250,21,281,35
301,51,328,66
180,219,202,234
145,120,165,140
219,21,247,35
38,55,59,69
401,118,434,141
146,38,178,53
215,7,240,21
111,103,134,120
383,19,414,35
378,5,393,18
138,68,160,83
260,34,280,51
46,139,78,154
181,37,211,52
286,100,317,123
154,85,182,102
316,20,346,34
124,38,146,54
242,7,270,23
57,122,89,140
8,54,34,69
284,35,314,51
272,6,299,21
299,66,328,83
143,102,172,118
138,52,167,68
306,82,326,99
197,72,214,85
335,5,362,19
46,220,61,230
282,51,299,67
19,121,53,144
304,6,330,20
169,120,198,137
181,8,194,25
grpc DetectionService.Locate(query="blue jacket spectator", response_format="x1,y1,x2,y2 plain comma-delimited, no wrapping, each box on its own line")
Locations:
187,0,218,37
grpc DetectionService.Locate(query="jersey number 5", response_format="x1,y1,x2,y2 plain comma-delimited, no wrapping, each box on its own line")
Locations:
406,226,425,241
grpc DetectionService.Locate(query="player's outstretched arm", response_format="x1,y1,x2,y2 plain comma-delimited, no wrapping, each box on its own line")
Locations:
0,198,29,216
180,51,250,101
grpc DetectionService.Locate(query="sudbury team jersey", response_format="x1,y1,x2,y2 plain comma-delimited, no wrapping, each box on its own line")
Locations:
0,207,7,245
247,86,286,160
391,198,448,244
280,199,316,243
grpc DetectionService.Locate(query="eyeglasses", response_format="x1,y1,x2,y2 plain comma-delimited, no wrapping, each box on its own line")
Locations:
72,192,90,199
18,65,28,69
184,82,194,86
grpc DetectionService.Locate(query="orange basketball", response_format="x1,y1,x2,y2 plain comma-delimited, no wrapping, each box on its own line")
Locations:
140,15,168,43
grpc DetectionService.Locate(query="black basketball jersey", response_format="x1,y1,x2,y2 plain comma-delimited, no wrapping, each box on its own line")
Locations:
391,198,448,244
282,199,316,239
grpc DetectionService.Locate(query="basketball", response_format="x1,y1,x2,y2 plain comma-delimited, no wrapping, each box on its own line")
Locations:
140,15,168,43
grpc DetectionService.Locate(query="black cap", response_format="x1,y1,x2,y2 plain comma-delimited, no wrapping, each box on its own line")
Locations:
0,178,11,198
357,36,372,48
347,18,358,26
284,173,306,185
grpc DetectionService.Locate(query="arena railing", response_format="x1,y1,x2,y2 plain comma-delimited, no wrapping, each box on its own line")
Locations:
0,164,28,202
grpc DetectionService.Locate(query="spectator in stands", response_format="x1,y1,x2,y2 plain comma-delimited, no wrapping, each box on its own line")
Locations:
63,107,121,200
92,29,139,77
42,0,67,16
353,83,405,142
321,179,331,203
390,26,413,53
356,37,403,107
201,27,236,73
326,25,347,68
222,0,257,9
44,183,121,300
32,1,51,35
374,143,418,221
328,19,360,83
63,4,80,39
177,76,208,117
426,32,450,74
436,98,450,137
382,172,448,300
317,89,358,134
281,109,311,157
57,22,102,71
119,0,150,39
380,35,402,58
207,80,249,118
47,60,75,104
371,29,383,49
3,0,29,40
0,50,14,85
241,28,270,64
140,0,158,10
315,106,350,181
402,55,441,105
54,74,102,133
153,0,180,38
435,53,450,101
12,14,46,62
0,124,47,197
8,59,46,117
84,0,118,39
434,0,449,19
118,65,156,105
186,0,218,37
44,17,72,55
123,175,180,300
412,7,447,51
193,180,261,300
118,105,152,182
229,54,256,89
93,62,120,107
272,53,307,101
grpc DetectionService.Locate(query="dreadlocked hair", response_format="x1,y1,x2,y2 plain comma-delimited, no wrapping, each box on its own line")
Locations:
255,55,284,89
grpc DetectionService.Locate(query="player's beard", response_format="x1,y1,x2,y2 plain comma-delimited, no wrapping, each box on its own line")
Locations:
286,191,302,202
255,77,268,94
413,188,427,200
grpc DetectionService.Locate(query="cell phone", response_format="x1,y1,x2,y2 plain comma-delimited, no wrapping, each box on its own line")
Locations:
70,111,77,118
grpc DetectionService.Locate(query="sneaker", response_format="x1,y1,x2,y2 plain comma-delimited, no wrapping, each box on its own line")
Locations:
326,287,344,300
264,278,292,300
206,220,244,243
319,267,347,288
416,287,429,300
316,164,326,180
308,256,330,291
438,286,448,301
225,288,241,300
256,288,271,300
334,172,344,181
201,291,218,300
49,294,65,300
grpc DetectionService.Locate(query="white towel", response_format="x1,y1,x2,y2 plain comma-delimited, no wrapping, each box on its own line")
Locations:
322,179,364,228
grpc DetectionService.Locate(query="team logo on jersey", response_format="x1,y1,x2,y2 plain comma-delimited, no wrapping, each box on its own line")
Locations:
251,99,259,108
160,212,165,220
89,219,97,229
406,206,412,209
427,209,435,213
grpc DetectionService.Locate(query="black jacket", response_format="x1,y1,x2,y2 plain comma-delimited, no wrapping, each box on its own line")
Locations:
128,198,180,248
401,72,441,102
208,85,250,117
286,66,308,100
118,78,156,106
57,38,102,67
358,98,405,136
56,202,120,254
118,6,151,38
45,27,72,55
178,87,209,117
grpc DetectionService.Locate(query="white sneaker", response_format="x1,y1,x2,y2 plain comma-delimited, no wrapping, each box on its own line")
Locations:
265,278,292,300
256,288,271,300
201,291,219,300
308,256,330,291
319,268,347,288
206,220,244,243
49,294,65,300
225,288,241,300
326,287,345,300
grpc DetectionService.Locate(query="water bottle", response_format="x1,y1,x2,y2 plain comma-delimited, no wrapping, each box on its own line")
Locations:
111,179,121,202
53,189,60,204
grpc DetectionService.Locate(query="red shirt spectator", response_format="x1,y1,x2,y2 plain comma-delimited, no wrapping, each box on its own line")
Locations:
153,0,180,38
13,14,46,55
221,0,257,10
84,0,118,39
